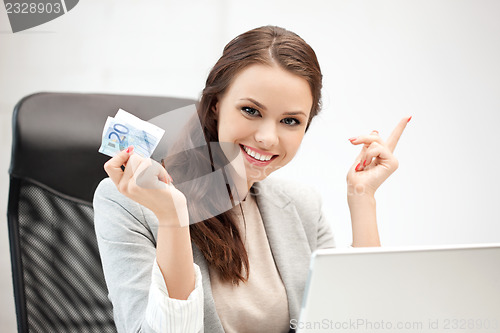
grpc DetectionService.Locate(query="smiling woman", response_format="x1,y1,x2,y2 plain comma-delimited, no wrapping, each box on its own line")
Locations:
215,64,313,187
93,25,409,333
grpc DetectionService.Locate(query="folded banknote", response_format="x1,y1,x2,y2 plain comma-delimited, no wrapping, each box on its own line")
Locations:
98,109,165,158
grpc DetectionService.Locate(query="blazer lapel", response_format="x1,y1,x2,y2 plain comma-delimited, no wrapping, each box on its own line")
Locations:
192,179,313,330
192,244,225,333
254,180,312,322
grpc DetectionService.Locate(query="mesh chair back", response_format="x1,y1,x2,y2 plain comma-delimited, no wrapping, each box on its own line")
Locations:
7,92,195,332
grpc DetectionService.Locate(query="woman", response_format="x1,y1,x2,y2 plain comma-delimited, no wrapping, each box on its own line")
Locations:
93,25,410,333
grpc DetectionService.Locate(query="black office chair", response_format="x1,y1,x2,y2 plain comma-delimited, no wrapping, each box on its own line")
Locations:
7,92,196,332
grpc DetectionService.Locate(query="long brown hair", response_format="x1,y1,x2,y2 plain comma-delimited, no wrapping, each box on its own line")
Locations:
189,25,323,285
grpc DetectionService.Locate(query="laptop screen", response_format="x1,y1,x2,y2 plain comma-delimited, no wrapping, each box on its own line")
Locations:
296,244,500,333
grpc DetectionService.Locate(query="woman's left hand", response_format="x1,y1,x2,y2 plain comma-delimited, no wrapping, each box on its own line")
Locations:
347,116,411,197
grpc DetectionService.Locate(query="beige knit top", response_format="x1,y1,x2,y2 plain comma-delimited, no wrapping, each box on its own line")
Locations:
208,193,290,333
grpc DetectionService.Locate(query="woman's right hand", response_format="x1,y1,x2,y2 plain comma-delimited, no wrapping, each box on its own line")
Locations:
103,146,189,227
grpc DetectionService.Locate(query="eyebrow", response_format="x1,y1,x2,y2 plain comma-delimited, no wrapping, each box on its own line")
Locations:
239,98,308,117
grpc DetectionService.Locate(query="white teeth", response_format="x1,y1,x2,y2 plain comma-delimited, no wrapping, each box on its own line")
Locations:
242,145,274,162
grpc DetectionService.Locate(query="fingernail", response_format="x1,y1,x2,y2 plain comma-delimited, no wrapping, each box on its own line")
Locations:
363,159,367,167
349,137,357,142
355,162,361,171
126,146,133,153
407,116,412,123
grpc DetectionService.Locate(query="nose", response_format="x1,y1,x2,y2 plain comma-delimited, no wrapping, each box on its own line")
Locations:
254,120,279,148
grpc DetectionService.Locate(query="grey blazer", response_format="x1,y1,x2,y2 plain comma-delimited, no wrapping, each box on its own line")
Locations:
93,177,336,332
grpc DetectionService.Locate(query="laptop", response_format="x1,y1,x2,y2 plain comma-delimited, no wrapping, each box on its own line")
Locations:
295,243,500,333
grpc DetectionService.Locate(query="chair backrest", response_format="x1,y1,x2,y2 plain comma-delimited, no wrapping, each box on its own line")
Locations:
7,92,196,332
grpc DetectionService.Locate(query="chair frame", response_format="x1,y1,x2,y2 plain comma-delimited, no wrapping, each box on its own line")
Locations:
7,92,196,332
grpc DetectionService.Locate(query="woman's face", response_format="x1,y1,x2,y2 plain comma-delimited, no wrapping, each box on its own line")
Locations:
214,63,313,188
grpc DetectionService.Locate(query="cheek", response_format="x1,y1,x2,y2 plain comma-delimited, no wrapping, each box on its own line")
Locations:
218,121,237,143
219,113,250,142
216,111,232,142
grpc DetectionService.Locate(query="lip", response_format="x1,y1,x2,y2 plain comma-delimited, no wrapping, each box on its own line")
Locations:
239,144,278,166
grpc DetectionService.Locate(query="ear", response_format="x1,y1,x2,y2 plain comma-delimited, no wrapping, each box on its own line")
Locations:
212,101,219,115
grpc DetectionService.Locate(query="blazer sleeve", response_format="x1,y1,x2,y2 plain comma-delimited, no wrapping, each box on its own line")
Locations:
315,193,336,250
93,178,204,333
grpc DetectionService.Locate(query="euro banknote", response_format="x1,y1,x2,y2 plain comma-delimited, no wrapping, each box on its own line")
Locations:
98,109,165,158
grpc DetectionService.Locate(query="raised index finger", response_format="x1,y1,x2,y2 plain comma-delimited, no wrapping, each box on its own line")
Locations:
386,116,412,153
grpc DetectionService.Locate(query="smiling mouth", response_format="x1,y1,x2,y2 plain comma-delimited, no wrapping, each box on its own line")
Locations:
239,144,278,162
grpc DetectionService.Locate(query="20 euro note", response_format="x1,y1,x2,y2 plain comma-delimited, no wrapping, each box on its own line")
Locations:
98,109,165,158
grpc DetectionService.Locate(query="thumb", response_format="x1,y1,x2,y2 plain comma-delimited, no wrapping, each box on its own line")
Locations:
104,146,134,186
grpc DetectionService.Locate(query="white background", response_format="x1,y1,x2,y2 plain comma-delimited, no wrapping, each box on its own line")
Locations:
1,0,499,330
